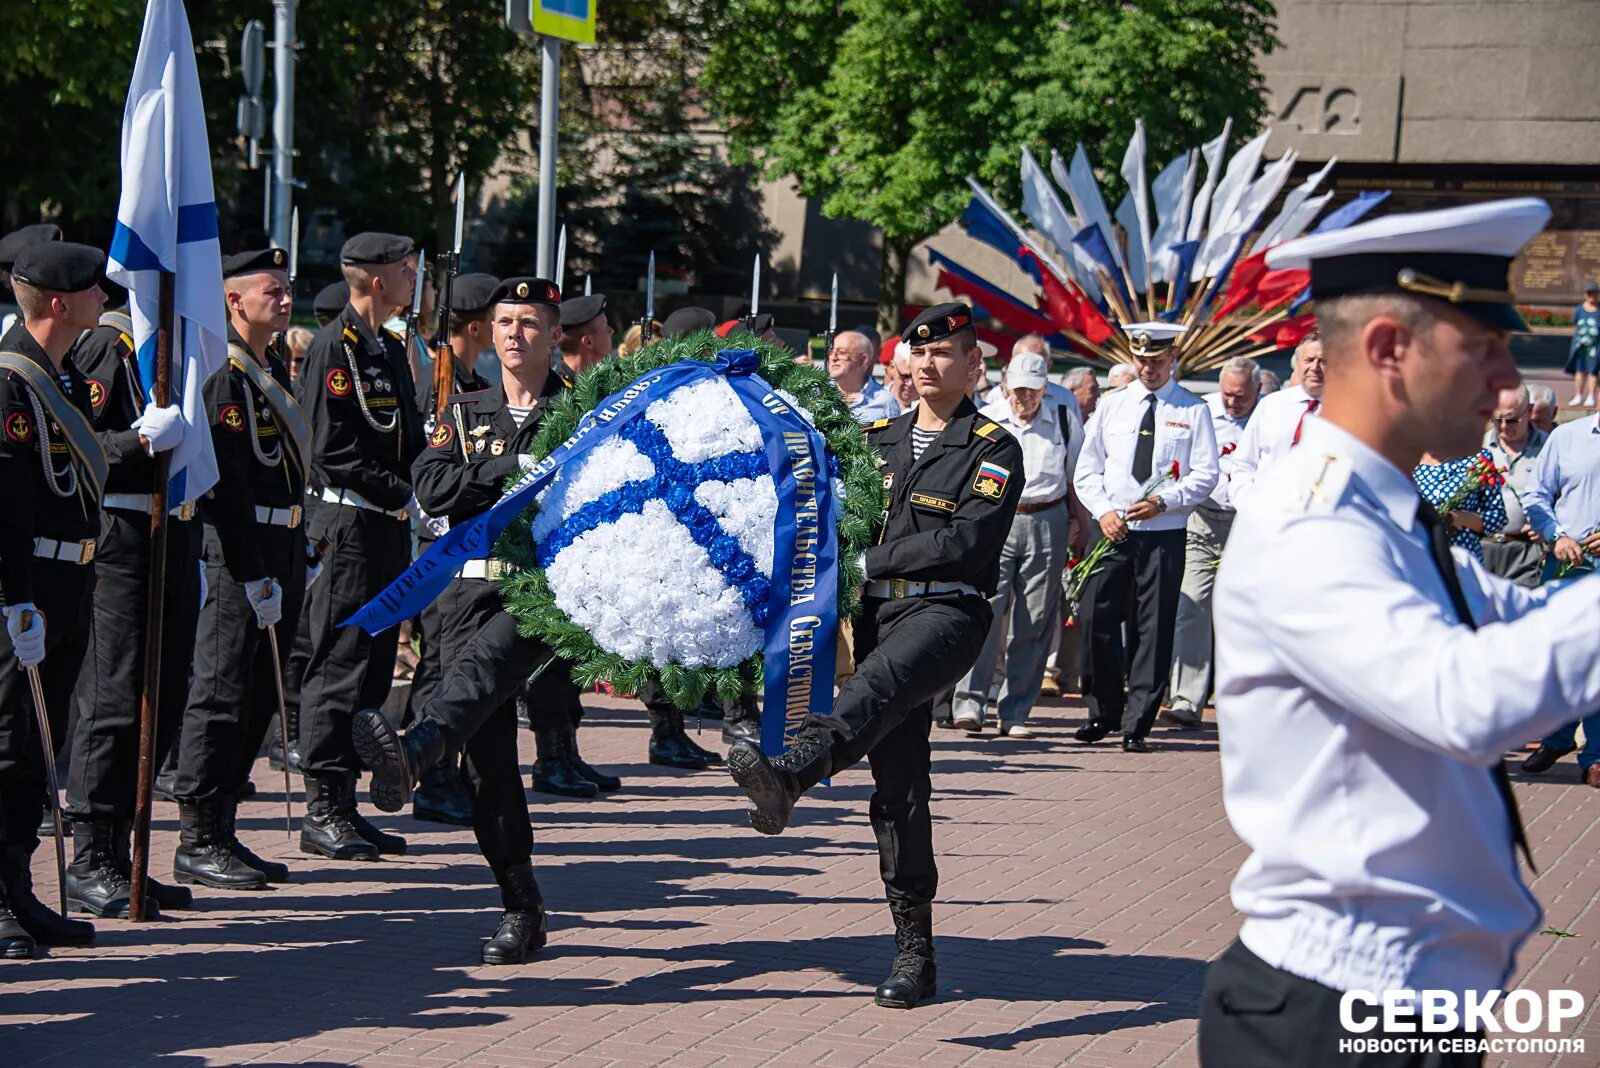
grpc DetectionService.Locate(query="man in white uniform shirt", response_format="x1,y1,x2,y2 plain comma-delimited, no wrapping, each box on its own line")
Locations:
1164,356,1259,729
1226,333,1325,505
1203,198,1591,1066
1071,325,1218,753
950,352,1082,735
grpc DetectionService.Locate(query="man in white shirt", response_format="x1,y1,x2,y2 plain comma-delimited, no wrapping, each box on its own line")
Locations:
1164,356,1259,729
828,330,901,423
1010,334,1083,421
1071,325,1219,752
1226,333,1325,506
950,352,1082,736
1203,198,1586,1065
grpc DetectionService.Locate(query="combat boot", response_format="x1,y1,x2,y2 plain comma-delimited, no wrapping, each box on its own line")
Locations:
2,845,94,946
151,748,179,803
268,703,301,772
338,775,406,856
221,799,289,882
874,902,936,1009
648,708,710,770
352,710,447,814
412,756,475,826
567,721,621,793
112,821,192,911
481,862,547,965
531,725,599,798
174,800,268,890
65,820,148,918
721,694,762,747
0,876,36,959
299,774,379,861
726,727,833,836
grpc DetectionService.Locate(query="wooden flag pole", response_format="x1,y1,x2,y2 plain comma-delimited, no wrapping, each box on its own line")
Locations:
129,270,174,923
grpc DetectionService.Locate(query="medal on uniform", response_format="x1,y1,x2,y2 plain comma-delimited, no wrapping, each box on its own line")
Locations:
490,440,505,456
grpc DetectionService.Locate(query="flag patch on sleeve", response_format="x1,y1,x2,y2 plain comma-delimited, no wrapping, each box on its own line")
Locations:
972,460,1010,499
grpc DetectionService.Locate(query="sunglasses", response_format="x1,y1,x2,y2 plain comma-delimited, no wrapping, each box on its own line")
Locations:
1492,415,1523,425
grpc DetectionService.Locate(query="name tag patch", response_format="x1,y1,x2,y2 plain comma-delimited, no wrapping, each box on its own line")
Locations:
909,492,955,513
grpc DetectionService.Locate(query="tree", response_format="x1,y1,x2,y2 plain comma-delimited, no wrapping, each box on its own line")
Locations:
701,0,1280,333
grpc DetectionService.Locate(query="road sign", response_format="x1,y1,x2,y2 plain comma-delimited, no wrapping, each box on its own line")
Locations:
532,0,595,44
240,19,265,96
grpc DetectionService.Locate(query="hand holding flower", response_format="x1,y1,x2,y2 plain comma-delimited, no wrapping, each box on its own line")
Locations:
1099,511,1130,542
1125,499,1160,522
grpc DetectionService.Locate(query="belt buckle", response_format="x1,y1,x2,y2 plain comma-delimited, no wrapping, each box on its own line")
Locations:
79,540,96,565
175,501,196,521
890,578,909,599
288,504,303,529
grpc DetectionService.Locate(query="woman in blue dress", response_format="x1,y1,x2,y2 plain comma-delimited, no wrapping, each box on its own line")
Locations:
1564,281,1600,407
1413,449,1509,562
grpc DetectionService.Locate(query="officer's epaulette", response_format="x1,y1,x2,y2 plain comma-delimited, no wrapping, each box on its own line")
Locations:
450,386,497,407
341,326,359,344
972,420,1009,442
866,417,894,432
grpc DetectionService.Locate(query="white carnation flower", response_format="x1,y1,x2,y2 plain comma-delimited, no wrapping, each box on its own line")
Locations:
696,475,778,578
646,377,764,462
531,437,655,542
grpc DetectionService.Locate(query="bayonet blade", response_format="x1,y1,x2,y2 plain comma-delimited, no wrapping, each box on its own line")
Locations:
750,254,761,317
584,274,592,296
452,173,466,256
828,273,838,337
288,208,300,290
555,224,567,292
644,251,656,323
411,247,426,320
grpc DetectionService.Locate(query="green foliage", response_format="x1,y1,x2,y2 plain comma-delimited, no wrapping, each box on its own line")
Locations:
494,332,884,710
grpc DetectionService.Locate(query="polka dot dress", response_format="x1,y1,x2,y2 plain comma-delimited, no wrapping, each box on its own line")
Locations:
1413,449,1506,561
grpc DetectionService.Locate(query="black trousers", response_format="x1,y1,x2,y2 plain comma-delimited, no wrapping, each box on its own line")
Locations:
814,593,990,905
0,561,94,848
1200,940,1483,1068
298,505,410,777
66,511,201,822
402,532,442,731
173,524,307,803
1078,528,1185,739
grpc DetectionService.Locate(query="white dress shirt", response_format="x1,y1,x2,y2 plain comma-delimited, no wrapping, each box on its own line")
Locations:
1073,377,1219,532
979,396,1081,506
1228,383,1318,506
1203,392,1251,512
1216,416,1600,1001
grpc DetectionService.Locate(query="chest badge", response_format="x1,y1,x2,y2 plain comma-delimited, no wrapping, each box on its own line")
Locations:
882,472,894,491
5,410,34,444
490,439,505,456
326,369,353,397
429,423,453,448
972,461,1010,499
219,405,245,433
470,425,491,437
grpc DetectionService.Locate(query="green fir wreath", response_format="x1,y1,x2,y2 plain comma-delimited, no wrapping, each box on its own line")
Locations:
493,329,887,710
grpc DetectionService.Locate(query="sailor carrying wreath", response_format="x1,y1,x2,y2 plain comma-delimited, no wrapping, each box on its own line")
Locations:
347,332,885,754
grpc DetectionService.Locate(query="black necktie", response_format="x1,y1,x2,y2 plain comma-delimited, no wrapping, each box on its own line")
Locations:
1415,499,1534,871
1132,394,1157,482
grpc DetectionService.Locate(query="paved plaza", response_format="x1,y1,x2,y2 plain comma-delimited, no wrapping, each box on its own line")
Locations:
1,689,1595,1067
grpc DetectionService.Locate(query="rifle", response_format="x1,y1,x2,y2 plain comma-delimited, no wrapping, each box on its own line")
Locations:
431,172,466,420
819,271,838,360
637,250,657,346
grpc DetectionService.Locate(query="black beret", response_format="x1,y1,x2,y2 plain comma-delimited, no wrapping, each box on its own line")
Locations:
449,273,500,315
662,306,717,336
491,276,561,308
314,281,349,318
0,224,62,270
744,312,774,335
339,232,414,266
11,241,105,293
902,302,975,345
221,247,289,279
559,293,607,329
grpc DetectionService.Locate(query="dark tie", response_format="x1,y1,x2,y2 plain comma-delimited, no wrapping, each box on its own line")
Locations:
1132,394,1157,482
1415,499,1534,871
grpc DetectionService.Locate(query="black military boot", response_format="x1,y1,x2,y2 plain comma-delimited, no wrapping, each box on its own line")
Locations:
338,775,407,856
174,800,268,890
352,710,447,814
111,820,193,911
874,902,936,1009
0,876,36,959
412,756,476,826
727,727,833,835
268,704,301,772
151,752,179,804
299,774,379,862
532,725,599,798
722,693,762,747
65,820,149,918
481,862,548,965
567,722,621,793
2,845,94,946
649,708,716,770
221,799,289,882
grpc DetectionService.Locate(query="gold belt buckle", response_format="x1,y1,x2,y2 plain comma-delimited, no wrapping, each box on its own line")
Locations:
890,578,909,599
79,539,96,565
288,504,303,529
175,501,196,521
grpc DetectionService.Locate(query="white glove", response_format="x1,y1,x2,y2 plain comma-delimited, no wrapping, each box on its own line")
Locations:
422,513,450,538
244,578,283,629
404,495,425,522
517,453,537,472
305,560,324,590
132,404,185,455
4,604,45,668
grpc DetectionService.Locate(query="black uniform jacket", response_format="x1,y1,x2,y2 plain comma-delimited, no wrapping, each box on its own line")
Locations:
862,397,1025,598
296,304,424,510
417,359,491,426
71,310,153,494
411,368,566,528
199,326,307,581
0,323,100,604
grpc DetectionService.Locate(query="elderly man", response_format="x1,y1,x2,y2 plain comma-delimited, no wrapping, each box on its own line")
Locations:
884,342,918,412
1063,366,1100,421
829,330,900,422
1042,365,1103,697
1227,333,1325,506
1011,335,1083,419
1482,385,1547,588
1164,356,1260,729
950,352,1082,736
1528,384,1557,434
1106,364,1136,391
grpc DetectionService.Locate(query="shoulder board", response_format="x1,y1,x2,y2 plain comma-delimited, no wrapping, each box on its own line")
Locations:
1263,448,1355,516
382,327,404,343
973,420,1009,442
341,326,358,344
866,417,894,431
452,386,499,408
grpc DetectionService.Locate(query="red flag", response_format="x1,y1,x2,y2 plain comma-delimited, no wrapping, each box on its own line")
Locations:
930,271,1058,338
1255,267,1312,311
1250,311,1318,349
1213,249,1270,321
1019,247,1115,345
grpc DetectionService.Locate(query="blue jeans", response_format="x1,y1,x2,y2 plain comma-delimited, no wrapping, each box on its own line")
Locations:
1542,713,1600,771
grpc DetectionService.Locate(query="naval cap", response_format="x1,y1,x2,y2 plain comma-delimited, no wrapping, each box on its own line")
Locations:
221,247,289,279
11,242,105,293
1121,320,1187,358
0,224,63,271
662,306,716,336
339,232,415,266
449,273,500,315
1264,197,1552,332
559,292,607,329
313,281,349,319
902,302,975,346
491,276,561,308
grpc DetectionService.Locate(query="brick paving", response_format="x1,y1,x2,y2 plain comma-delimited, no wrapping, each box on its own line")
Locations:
2,692,1595,1067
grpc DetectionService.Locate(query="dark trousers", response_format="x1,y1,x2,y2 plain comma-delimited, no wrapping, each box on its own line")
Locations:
298,505,410,777
0,562,93,847
815,594,990,905
402,532,442,731
66,511,201,822
1078,528,1185,739
1200,940,1483,1068
173,524,307,803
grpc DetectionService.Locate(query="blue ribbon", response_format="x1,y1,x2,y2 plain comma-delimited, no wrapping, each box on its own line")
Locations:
342,349,838,754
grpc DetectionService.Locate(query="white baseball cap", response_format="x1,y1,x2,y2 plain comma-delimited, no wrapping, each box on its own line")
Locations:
1005,351,1050,391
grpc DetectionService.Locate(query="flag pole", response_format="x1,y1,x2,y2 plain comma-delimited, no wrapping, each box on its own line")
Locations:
129,270,175,923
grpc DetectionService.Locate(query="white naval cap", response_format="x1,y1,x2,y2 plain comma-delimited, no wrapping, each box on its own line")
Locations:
1121,320,1187,358
1265,197,1552,332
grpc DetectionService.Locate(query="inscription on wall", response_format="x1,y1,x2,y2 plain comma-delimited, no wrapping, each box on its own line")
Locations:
1263,73,1401,162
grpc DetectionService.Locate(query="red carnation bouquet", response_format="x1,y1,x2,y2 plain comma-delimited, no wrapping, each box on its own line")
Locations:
1438,452,1505,515
1068,461,1182,612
